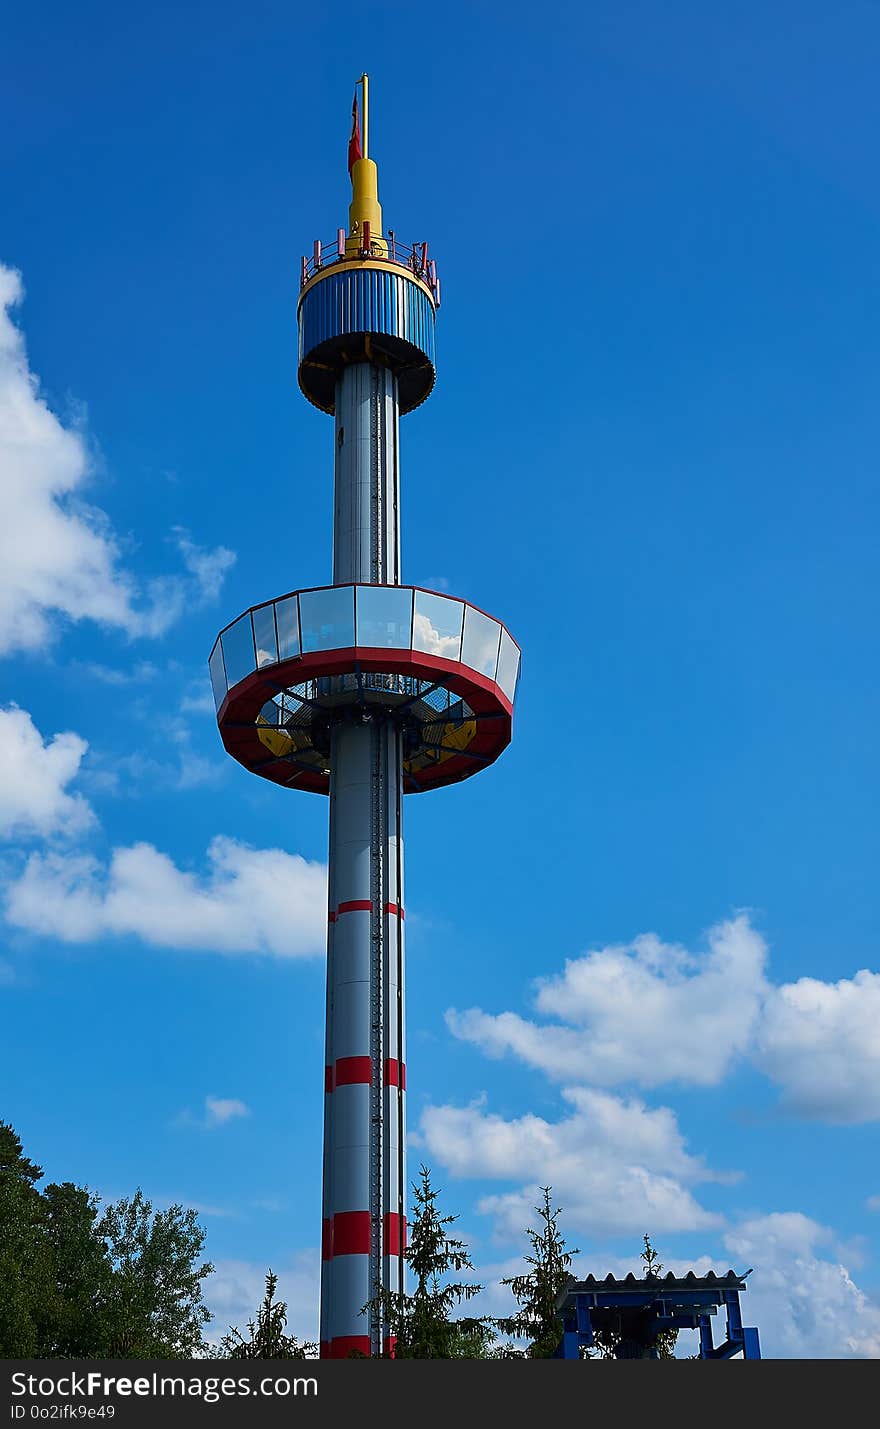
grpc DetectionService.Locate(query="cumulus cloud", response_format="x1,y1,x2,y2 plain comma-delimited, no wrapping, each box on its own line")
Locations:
448,915,768,1090
4,835,327,957
754,971,880,1124
0,264,233,654
446,914,880,1124
416,1086,726,1239
722,1213,880,1358
0,705,94,838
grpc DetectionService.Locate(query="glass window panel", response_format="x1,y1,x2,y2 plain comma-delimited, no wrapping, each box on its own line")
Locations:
220,613,256,688
461,606,501,678
356,585,413,648
412,590,464,661
275,596,300,661
300,585,355,653
208,641,227,710
495,629,521,702
252,604,278,668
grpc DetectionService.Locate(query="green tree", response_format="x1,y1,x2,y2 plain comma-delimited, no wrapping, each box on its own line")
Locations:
98,1190,213,1357
0,1122,54,1356
370,1165,493,1358
638,1233,678,1359
495,1187,578,1358
585,1234,681,1360
0,1124,215,1359
42,1182,113,1357
219,1270,317,1358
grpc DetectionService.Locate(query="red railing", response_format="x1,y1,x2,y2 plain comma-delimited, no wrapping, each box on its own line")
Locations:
300,230,440,305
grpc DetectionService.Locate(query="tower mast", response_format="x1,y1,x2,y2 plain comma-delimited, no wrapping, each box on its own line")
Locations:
208,79,521,1356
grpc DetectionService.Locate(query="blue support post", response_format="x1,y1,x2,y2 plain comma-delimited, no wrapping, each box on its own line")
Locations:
559,1330,581,1360
698,1314,714,1359
742,1326,761,1360
576,1296,594,1346
724,1287,744,1351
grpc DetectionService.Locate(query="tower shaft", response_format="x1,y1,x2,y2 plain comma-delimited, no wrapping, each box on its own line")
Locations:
333,364,400,586
211,95,517,1360
321,361,407,1356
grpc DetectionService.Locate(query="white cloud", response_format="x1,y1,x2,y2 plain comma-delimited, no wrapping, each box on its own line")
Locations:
81,741,225,801
205,1096,250,1127
76,661,160,686
0,705,94,838
180,684,216,716
448,914,768,1090
722,1214,880,1358
867,1196,880,1213
754,971,880,1124
206,1251,319,1348
172,528,236,602
5,834,327,957
0,264,233,654
447,914,880,1124
175,1096,252,1130
416,1086,726,1239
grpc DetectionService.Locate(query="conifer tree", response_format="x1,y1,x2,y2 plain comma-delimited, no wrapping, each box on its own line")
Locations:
219,1270,317,1358
369,1165,493,1358
639,1233,679,1360
495,1187,578,1358
586,1234,680,1359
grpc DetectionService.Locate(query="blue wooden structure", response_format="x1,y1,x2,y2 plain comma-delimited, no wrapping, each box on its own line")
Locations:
555,1270,761,1360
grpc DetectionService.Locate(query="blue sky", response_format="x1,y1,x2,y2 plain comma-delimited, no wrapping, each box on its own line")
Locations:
1,0,879,1357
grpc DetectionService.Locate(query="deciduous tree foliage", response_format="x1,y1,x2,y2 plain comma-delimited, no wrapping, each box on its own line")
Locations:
0,1122,213,1358
0,1123,55,1356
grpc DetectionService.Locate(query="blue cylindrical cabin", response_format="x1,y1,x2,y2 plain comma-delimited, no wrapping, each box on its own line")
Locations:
297,261,437,415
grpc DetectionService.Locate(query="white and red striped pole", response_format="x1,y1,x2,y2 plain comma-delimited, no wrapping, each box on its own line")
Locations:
319,362,407,1357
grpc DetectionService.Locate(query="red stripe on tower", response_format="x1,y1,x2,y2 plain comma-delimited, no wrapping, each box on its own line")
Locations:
337,899,372,916
330,1335,371,1359
335,1056,372,1087
332,1210,371,1256
383,1058,406,1088
383,1212,407,1257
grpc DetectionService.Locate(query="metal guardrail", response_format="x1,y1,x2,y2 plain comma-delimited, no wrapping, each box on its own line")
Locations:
300,230,440,304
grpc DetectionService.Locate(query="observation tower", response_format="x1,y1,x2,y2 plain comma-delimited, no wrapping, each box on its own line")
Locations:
208,77,521,1357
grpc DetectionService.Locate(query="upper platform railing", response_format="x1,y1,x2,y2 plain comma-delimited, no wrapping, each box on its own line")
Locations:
300,231,441,305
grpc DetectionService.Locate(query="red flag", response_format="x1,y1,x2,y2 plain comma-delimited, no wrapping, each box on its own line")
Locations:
348,92,362,174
